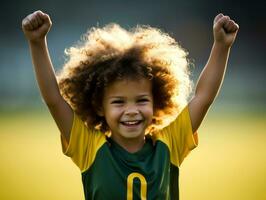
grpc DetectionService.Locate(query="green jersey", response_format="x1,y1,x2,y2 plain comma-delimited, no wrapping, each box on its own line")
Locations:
61,106,198,200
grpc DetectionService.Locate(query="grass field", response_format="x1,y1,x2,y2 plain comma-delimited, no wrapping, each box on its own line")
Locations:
0,107,265,200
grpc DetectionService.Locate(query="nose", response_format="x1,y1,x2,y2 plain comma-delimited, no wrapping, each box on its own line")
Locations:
124,105,139,116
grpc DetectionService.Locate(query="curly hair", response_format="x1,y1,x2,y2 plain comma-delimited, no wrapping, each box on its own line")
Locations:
57,23,193,133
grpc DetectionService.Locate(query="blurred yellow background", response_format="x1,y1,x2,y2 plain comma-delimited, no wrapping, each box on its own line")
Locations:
0,108,265,200
1,1,266,199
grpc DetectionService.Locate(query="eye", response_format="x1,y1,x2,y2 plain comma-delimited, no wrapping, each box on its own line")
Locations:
111,100,124,104
137,98,149,103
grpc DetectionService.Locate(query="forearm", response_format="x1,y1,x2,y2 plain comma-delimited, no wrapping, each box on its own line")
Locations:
29,38,61,105
188,14,238,132
194,42,230,104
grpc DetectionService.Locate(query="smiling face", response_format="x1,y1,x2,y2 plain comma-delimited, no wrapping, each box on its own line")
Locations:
100,78,153,146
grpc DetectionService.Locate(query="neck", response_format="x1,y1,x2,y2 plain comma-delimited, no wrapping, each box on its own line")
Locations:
111,135,145,153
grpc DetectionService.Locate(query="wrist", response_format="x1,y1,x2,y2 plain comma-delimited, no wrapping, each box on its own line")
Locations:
213,41,231,51
28,37,47,47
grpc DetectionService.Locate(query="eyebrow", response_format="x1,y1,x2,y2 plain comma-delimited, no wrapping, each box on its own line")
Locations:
108,94,151,99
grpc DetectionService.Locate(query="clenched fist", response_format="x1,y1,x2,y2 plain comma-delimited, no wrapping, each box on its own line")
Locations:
22,10,52,42
213,13,239,47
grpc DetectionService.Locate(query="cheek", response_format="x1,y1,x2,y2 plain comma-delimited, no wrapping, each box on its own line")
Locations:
142,105,154,118
105,106,123,121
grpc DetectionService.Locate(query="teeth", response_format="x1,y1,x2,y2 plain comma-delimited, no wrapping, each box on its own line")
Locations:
122,121,140,125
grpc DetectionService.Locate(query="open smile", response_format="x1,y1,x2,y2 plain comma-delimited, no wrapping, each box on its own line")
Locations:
120,120,143,126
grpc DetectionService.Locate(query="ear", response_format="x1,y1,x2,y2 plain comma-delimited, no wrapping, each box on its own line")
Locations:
96,107,104,117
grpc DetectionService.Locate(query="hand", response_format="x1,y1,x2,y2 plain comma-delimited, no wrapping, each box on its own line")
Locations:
22,10,52,43
213,13,239,47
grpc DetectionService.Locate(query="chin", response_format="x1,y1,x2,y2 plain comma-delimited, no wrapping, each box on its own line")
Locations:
121,132,144,139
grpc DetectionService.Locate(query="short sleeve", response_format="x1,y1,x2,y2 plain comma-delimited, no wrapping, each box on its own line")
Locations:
159,105,198,167
60,112,106,172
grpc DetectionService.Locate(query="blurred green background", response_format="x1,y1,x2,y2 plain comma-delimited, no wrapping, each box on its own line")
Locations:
0,0,265,199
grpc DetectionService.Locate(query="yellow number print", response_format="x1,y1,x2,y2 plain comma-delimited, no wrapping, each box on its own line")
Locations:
127,172,147,200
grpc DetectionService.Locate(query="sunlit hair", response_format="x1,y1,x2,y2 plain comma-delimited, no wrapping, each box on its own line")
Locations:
57,23,193,133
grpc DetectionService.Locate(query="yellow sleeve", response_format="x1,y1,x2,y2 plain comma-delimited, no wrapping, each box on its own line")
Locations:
60,112,106,172
159,105,198,167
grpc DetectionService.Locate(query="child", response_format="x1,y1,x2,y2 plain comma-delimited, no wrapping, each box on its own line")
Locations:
22,10,239,199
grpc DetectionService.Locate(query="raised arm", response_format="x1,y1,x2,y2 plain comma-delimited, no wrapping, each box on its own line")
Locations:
22,11,73,142
188,13,239,133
